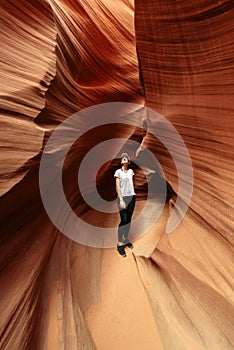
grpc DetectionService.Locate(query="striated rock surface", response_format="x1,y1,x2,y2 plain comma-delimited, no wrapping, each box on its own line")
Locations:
134,1,234,348
0,0,233,349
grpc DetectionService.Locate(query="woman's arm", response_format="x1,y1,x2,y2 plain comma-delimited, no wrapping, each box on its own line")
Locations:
115,177,126,209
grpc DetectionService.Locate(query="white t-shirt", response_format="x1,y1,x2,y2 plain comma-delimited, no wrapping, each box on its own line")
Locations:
114,168,135,197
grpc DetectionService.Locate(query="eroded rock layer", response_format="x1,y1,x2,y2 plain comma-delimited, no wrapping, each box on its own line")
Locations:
0,0,233,349
134,1,234,349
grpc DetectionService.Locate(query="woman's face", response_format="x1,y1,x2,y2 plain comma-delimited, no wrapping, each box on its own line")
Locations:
121,156,129,164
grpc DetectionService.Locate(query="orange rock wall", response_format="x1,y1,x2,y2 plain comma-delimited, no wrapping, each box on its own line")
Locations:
0,1,233,349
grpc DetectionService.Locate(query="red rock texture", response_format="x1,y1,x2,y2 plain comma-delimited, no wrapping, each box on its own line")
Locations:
0,0,233,349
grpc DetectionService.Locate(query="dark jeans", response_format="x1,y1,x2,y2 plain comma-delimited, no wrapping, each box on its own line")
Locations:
117,195,135,242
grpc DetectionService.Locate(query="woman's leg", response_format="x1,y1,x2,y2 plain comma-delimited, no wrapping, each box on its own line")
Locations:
123,195,135,240
118,208,128,243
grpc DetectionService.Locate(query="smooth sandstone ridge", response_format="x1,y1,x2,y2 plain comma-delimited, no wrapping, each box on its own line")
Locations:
0,1,233,349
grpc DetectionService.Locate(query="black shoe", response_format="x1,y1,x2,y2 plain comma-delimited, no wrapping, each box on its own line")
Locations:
117,244,127,257
123,239,134,249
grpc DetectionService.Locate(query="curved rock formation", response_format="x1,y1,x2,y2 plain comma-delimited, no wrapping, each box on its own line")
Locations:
0,0,233,349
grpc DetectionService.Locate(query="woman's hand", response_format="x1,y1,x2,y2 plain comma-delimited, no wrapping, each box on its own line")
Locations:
120,199,126,209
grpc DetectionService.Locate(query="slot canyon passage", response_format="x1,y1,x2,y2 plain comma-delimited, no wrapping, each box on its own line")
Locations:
0,0,233,349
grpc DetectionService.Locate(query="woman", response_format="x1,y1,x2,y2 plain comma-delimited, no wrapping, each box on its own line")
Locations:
114,152,136,257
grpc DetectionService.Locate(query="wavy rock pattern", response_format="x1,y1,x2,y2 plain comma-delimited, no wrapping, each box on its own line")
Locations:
0,0,57,195
0,0,233,349
134,1,234,349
